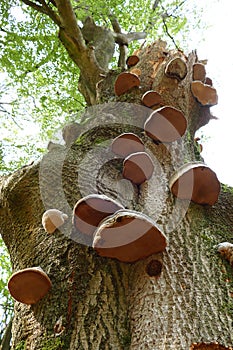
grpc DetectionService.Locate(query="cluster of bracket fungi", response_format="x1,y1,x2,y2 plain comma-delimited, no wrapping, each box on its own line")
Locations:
8,53,222,310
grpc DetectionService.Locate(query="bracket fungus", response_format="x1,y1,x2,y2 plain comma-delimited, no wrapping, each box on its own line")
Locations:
73,194,124,237
144,106,187,143
123,151,154,185
169,162,220,205
192,63,206,82
165,57,187,80
8,267,52,305
114,72,140,96
191,81,218,106
42,209,68,234
92,209,167,262
111,133,144,157
141,90,163,109
126,55,140,68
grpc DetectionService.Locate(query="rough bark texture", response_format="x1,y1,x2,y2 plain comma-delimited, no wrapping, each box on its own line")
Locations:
0,41,233,350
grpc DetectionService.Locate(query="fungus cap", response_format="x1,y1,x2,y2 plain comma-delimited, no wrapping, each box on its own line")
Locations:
123,151,154,185
144,106,187,143
141,90,162,109
169,162,220,205
191,81,218,106
8,267,52,305
42,209,68,234
114,72,140,96
192,63,206,82
73,194,124,236
111,133,144,157
93,209,167,262
126,55,140,68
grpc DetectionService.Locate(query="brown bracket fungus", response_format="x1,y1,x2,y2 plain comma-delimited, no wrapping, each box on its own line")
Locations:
126,55,140,68
123,151,154,185
141,90,163,109
144,106,187,143
114,72,140,96
169,162,220,205
42,209,68,234
8,267,52,305
194,137,203,152
92,209,167,262
192,63,206,82
73,194,124,237
165,57,188,80
111,132,145,157
191,81,218,106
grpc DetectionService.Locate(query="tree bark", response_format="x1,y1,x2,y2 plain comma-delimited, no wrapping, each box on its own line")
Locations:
0,41,233,350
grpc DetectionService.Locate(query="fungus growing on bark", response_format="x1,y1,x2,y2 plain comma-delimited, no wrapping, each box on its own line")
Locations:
42,209,68,234
123,151,154,185
111,132,144,157
141,90,163,109
146,259,163,277
8,267,52,305
126,55,140,68
144,106,187,143
192,63,206,81
73,194,124,237
191,81,218,106
114,72,140,96
190,342,233,349
92,209,167,262
217,242,233,267
130,68,141,77
169,162,220,205
165,57,187,80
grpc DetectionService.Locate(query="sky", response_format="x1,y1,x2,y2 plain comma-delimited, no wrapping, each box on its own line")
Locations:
190,0,233,186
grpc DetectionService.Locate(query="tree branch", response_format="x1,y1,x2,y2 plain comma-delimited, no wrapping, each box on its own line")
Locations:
54,0,86,51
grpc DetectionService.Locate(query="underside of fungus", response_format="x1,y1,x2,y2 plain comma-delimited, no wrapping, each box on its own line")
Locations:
73,194,124,237
8,267,52,305
114,72,140,96
169,162,220,205
111,133,144,157
93,209,167,262
144,106,187,143
123,151,154,185
191,81,218,106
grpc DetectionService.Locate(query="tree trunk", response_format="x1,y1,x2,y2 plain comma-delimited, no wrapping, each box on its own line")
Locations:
0,41,233,349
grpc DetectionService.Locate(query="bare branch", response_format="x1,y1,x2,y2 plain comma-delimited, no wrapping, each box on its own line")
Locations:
162,17,179,50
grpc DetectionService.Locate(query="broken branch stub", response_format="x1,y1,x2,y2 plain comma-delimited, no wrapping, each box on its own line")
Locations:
165,57,188,80
191,81,218,106
169,162,220,205
92,209,167,262
144,106,187,143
